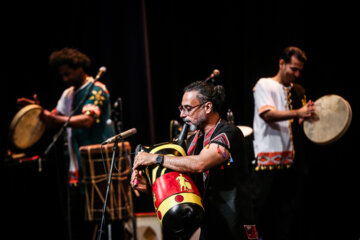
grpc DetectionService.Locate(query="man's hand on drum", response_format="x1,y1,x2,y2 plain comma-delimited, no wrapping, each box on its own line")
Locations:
17,94,40,108
131,169,149,193
298,100,315,124
39,109,58,128
133,152,156,170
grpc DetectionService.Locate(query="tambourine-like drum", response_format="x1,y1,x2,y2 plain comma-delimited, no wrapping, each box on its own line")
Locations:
9,104,46,149
303,94,352,145
79,142,133,221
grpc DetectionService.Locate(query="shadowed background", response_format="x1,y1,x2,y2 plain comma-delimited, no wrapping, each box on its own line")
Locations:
2,1,359,239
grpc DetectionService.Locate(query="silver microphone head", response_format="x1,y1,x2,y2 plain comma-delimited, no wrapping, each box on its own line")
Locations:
212,69,220,77
95,66,107,80
99,66,107,73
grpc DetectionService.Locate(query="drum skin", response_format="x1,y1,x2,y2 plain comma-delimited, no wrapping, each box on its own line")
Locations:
138,143,204,238
303,94,352,145
9,104,46,149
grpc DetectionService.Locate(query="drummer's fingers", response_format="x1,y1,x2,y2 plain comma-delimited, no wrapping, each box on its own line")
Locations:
41,109,50,117
133,153,144,170
33,94,40,104
310,104,316,111
133,162,139,170
130,171,138,185
17,97,28,103
16,98,32,108
132,173,140,187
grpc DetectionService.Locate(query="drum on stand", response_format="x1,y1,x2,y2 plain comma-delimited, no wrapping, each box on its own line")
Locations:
9,104,46,150
303,94,352,145
237,125,253,138
237,125,255,172
79,142,133,221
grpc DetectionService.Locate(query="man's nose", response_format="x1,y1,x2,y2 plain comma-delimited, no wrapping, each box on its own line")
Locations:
180,111,186,118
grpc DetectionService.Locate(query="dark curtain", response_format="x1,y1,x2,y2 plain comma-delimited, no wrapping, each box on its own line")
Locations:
145,2,359,240
2,0,359,239
2,1,153,239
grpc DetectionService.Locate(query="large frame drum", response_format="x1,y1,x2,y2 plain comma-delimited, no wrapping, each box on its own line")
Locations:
79,142,133,221
303,94,352,145
9,104,46,149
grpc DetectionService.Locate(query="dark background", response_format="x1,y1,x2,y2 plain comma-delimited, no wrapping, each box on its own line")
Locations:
2,0,359,239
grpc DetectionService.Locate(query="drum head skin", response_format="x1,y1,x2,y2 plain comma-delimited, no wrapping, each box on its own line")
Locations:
237,125,254,138
9,104,46,149
303,94,352,145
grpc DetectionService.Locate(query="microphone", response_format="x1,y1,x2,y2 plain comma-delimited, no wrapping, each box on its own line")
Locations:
95,66,107,81
205,69,220,82
102,128,137,144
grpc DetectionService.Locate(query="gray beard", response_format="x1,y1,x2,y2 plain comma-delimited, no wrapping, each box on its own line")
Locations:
189,123,197,132
190,114,207,132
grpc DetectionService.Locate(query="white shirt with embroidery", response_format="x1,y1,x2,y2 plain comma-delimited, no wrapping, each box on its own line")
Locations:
252,77,294,170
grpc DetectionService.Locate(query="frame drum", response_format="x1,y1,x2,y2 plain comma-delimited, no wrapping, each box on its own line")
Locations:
79,142,133,221
303,94,352,145
9,104,46,149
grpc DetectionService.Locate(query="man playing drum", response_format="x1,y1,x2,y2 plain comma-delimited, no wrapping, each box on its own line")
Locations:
17,48,115,240
252,46,315,240
132,80,257,240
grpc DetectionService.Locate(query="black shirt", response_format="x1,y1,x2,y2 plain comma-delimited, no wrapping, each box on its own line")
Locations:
187,120,255,239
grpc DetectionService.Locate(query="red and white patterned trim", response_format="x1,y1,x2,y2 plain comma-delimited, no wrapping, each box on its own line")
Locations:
256,151,293,170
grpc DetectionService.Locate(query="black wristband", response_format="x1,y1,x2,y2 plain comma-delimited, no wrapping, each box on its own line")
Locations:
156,154,164,165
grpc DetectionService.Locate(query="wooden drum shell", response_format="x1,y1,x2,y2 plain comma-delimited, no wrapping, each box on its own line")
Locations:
79,142,133,221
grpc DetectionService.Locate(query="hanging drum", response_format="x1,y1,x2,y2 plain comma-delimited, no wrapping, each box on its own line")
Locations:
135,123,204,238
9,104,46,149
303,94,352,145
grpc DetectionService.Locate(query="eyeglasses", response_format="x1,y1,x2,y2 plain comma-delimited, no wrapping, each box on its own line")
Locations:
178,102,205,115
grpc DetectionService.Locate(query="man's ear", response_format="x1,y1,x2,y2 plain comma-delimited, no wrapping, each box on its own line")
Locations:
279,59,285,68
204,101,213,114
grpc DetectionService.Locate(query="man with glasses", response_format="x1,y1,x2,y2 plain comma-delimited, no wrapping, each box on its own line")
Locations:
132,80,257,240
252,46,315,240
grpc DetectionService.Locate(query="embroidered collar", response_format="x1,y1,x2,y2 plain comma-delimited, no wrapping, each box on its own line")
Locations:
187,118,221,155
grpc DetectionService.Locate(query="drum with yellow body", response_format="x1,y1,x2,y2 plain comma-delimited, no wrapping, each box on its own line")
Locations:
136,123,204,238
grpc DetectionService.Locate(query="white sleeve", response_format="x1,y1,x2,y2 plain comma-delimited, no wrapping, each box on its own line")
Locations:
253,79,276,115
56,88,72,116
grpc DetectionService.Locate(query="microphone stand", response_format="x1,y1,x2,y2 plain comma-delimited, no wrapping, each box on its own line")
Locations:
112,97,138,240
97,137,120,240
